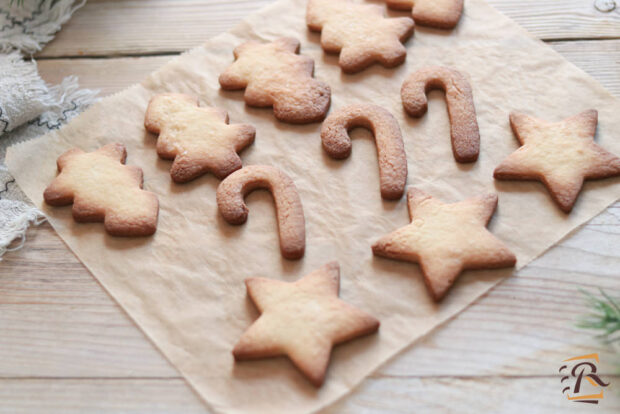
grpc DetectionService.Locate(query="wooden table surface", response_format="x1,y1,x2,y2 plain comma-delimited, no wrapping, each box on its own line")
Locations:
1,1,620,412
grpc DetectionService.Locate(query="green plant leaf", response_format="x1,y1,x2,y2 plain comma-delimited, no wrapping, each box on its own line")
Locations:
577,289,620,345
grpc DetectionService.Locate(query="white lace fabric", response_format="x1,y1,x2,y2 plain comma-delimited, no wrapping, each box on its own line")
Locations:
0,198,45,258
0,0,86,54
0,0,96,259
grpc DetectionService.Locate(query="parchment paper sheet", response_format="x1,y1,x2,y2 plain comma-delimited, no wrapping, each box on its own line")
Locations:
6,0,620,412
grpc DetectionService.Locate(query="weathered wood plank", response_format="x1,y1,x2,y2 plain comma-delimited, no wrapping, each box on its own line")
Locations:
35,0,620,58
35,40,620,98
489,0,620,40
0,224,178,378
37,0,275,58
37,56,173,96
550,40,620,96
0,379,207,414
1,376,618,414
328,376,620,413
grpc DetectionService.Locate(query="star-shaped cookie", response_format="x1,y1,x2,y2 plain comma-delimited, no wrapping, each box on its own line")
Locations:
307,0,415,73
233,262,380,387
372,188,516,301
494,110,620,213
144,93,255,182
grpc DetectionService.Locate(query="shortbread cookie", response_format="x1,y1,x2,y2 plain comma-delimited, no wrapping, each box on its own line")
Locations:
307,0,414,73
401,66,479,162
321,104,407,200
219,37,331,124
494,110,620,213
233,262,380,387
385,0,464,29
216,165,305,260
144,93,255,182
372,188,516,301
43,143,159,237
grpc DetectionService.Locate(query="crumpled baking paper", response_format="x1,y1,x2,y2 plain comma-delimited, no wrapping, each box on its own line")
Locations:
6,0,620,413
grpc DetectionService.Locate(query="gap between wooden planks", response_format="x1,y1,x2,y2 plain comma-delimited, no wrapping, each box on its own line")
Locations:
0,376,619,413
34,0,620,58
36,41,620,97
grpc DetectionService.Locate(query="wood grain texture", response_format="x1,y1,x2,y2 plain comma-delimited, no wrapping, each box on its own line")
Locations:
326,376,620,413
0,379,207,414
2,0,619,412
489,0,620,40
0,376,618,414
0,223,177,378
36,0,276,58
550,40,620,96
36,40,620,98
35,0,620,58
37,56,173,96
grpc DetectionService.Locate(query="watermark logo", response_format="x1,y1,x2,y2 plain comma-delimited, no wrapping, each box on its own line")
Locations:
560,353,610,404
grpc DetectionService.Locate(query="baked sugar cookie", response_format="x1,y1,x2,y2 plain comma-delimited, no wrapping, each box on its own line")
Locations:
307,0,414,73
144,93,255,182
401,66,479,162
233,262,380,387
494,110,620,213
320,103,407,200
385,0,464,29
43,143,159,237
219,37,331,124
372,188,516,301
217,165,305,260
